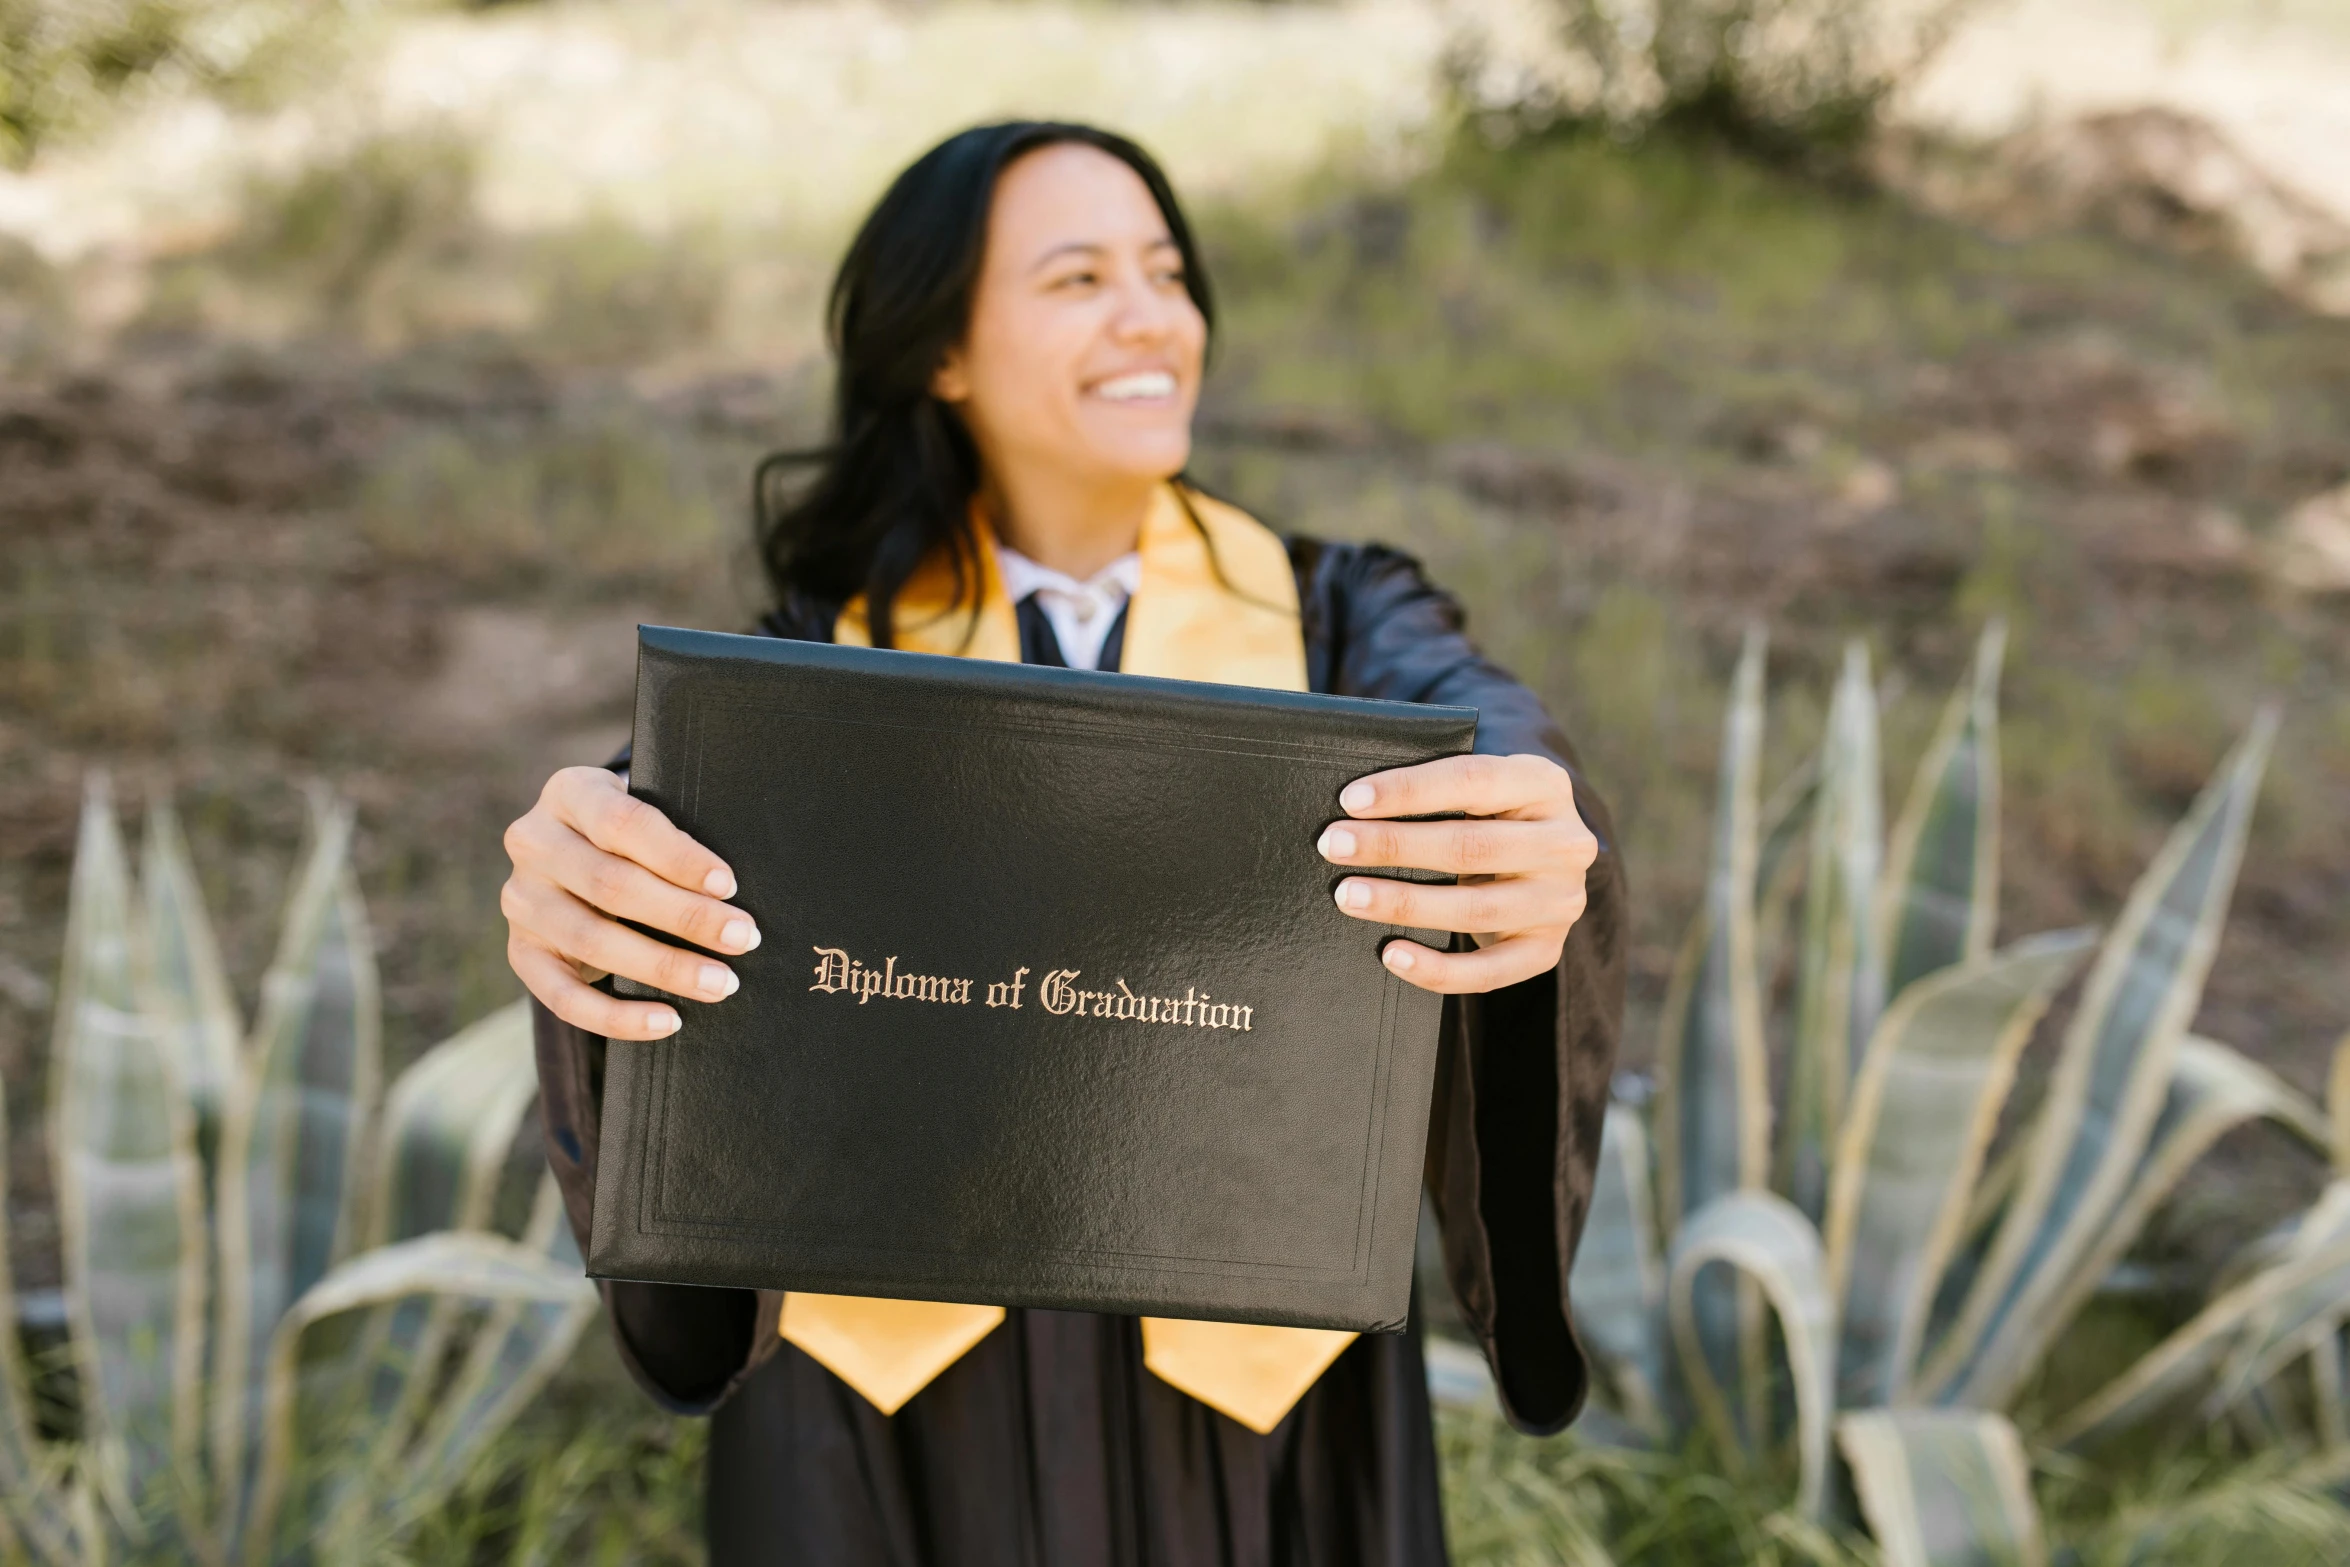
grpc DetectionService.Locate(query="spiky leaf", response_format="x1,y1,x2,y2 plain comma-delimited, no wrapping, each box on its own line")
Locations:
1784,642,1885,1222
1878,622,2004,1002
388,1179,594,1530
1924,713,2277,1409
2204,1184,2350,1421
364,1000,538,1248
1838,1408,2044,1567
139,796,245,1207
1823,929,2094,1407
2053,1189,2350,1449
2020,1034,2329,1377
1753,759,1820,997
212,792,382,1549
241,1232,596,1566
51,777,208,1540
1568,1102,1665,1435
1664,1191,1834,1518
1653,628,1772,1432
333,1001,543,1517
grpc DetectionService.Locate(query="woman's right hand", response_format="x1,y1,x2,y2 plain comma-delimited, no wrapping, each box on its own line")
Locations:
502,766,761,1039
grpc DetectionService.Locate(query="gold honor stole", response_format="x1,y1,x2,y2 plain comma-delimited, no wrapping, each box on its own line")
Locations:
802,480,1358,1433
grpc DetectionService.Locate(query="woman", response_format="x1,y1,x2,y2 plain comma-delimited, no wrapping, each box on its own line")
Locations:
504,121,1625,1565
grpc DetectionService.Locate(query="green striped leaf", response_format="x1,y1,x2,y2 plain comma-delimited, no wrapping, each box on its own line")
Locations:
241,1231,596,1567
2205,1183,2350,1423
1878,622,2004,1003
51,777,209,1542
331,1001,544,1524
1753,759,1820,1002
138,797,245,1211
1664,1191,1835,1518
1653,628,1772,1433
1822,930,2094,1408
1838,1409,2044,1567
212,791,382,1553
1784,642,1885,1223
1568,1102,1666,1435
364,1000,538,1248
2052,1194,2350,1450
386,1178,595,1532
1922,712,2277,1409
2019,1034,2329,1379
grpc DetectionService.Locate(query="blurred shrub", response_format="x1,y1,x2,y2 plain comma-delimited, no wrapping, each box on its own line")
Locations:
0,0,345,167
141,129,739,359
529,216,729,367
358,414,731,584
1449,0,1980,166
133,127,486,342
234,128,482,302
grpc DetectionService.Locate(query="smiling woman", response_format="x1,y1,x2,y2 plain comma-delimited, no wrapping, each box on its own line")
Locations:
933,141,1208,579
500,121,1628,1566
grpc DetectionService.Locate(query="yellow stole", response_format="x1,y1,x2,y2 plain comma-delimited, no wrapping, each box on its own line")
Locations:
801,480,1357,1433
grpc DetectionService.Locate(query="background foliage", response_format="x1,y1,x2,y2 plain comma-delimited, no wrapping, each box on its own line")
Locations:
0,0,339,168
1451,0,1982,164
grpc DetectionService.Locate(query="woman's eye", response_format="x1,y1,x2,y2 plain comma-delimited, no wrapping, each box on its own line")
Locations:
1050,270,1098,291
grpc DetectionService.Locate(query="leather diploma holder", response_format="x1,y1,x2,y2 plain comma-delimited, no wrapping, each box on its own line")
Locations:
587,626,1479,1333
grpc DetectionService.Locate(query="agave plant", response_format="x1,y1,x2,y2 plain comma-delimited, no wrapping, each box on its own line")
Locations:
2048,1032,2350,1456
1569,623,2345,1564
0,779,594,1566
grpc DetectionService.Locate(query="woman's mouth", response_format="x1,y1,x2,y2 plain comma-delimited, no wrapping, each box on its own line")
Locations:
1089,370,1179,404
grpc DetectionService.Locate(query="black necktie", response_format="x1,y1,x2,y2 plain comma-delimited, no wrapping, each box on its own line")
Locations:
1014,591,1128,673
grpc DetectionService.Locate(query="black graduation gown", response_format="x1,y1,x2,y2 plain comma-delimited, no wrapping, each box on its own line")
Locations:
529,533,1629,1566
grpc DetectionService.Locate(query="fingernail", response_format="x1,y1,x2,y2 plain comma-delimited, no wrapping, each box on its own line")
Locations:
700,964,738,999
1319,825,1356,859
722,919,760,952
648,1008,682,1036
1383,944,1414,972
1340,781,1375,812
1336,880,1373,911
704,866,737,898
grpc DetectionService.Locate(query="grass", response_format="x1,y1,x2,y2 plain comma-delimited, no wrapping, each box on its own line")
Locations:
385,1343,709,1567
401,1356,2350,1565
1438,1402,1872,1567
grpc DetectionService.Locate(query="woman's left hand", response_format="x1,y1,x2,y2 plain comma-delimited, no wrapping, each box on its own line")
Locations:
1320,752,1599,994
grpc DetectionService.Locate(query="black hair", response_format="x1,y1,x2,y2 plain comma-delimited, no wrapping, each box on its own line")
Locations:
752,121,1222,649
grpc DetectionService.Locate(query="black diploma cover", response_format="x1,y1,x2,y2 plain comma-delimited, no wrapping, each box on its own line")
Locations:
587,626,1479,1333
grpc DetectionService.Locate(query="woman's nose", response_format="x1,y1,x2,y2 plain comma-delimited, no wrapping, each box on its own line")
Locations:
1106,269,1178,342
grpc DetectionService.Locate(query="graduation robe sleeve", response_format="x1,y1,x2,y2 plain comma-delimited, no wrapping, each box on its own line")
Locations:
528,536,1625,1436
1290,535,1626,1435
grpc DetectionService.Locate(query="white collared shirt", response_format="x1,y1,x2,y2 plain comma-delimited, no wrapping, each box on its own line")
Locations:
993,540,1142,672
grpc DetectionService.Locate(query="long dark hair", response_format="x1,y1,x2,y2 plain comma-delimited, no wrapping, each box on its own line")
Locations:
753,121,1218,649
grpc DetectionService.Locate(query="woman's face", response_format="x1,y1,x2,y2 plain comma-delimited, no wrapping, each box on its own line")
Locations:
932,142,1207,497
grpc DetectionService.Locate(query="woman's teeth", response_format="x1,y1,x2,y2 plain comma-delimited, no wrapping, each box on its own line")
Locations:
1094,371,1177,402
